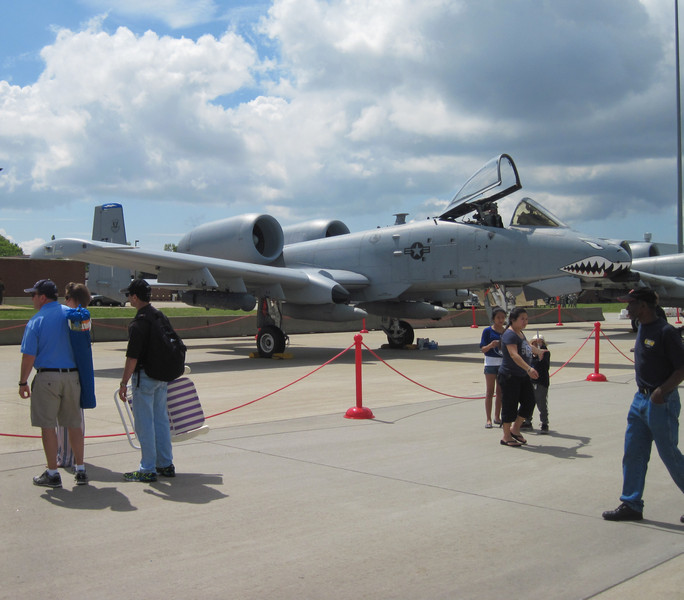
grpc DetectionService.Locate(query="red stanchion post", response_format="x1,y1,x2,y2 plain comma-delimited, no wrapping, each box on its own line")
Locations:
345,334,375,419
586,321,607,382
360,318,369,333
556,296,564,326
470,304,478,328
677,308,682,325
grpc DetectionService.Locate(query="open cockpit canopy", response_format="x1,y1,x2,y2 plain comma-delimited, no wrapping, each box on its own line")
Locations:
440,154,521,221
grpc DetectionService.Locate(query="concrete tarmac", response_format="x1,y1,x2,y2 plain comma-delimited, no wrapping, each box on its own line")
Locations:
1,313,683,599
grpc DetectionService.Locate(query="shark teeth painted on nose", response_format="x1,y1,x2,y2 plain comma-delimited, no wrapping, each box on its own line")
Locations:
560,256,631,279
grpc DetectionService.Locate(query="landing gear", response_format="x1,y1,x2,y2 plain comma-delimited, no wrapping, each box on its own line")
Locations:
255,297,288,358
256,325,287,358
384,319,414,348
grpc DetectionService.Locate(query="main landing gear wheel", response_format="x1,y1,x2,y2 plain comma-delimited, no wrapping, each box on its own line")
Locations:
256,325,287,358
385,319,415,348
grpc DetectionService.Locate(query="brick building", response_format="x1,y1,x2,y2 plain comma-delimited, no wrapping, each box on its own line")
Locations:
0,257,86,301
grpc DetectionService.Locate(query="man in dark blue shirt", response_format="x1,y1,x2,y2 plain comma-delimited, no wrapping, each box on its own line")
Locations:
603,288,684,522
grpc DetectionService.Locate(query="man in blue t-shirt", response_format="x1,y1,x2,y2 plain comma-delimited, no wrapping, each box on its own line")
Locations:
19,279,87,488
603,288,684,522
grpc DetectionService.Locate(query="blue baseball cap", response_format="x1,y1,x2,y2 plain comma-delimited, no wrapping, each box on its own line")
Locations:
24,279,58,299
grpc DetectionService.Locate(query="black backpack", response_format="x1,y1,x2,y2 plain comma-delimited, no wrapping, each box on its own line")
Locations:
138,308,187,382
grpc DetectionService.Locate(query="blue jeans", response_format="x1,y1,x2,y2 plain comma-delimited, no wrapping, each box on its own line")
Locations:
131,371,173,473
620,390,684,511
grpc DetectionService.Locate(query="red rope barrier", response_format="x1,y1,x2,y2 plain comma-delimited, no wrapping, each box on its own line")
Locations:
548,330,594,377
586,322,607,382
599,329,635,363
0,324,639,438
0,323,29,331
361,342,484,400
204,342,355,419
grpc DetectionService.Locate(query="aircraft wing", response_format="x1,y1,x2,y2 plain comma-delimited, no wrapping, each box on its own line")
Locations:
631,269,684,306
31,238,369,304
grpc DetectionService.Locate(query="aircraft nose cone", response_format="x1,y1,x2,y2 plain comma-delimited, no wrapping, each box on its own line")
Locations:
560,242,632,279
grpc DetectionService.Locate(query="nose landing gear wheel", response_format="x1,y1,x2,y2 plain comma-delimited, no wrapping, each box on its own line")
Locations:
256,325,287,358
385,319,414,348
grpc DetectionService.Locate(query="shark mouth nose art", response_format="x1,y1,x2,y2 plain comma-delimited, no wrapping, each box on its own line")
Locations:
561,256,631,279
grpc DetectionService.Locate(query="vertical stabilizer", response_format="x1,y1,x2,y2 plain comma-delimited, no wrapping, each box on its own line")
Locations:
87,203,131,303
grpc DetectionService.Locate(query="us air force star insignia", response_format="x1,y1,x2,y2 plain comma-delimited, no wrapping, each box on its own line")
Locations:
404,242,430,260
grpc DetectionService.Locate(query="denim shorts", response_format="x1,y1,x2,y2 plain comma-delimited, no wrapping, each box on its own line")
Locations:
484,365,500,375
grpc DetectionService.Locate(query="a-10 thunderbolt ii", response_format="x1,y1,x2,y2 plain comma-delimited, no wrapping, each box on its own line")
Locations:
32,154,631,357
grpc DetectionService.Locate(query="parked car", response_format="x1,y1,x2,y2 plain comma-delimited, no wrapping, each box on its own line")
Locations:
89,295,125,307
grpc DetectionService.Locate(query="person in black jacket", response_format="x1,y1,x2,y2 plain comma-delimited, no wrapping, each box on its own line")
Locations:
530,334,550,433
118,279,175,482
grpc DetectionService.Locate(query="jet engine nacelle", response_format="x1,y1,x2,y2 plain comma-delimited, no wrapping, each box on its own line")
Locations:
177,214,284,265
282,219,351,245
619,241,660,259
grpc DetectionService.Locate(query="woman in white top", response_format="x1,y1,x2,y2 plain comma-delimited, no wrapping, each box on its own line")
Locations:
479,307,506,428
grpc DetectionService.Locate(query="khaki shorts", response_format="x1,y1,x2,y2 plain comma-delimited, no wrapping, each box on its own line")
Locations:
30,371,82,429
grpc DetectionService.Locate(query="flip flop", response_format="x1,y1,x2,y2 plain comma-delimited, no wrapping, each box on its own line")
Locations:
485,423,493,429
500,439,522,447
511,433,527,445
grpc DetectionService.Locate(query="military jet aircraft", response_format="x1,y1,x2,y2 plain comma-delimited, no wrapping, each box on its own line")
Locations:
31,154,631,357
582,242,684,311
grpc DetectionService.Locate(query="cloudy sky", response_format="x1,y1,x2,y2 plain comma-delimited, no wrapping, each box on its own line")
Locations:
0,0,681,254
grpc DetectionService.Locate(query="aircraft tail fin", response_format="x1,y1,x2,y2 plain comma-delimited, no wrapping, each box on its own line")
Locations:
87,203,132,302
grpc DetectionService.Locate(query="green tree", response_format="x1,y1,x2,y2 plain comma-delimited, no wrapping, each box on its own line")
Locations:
164,243,178,252
0,234,23,256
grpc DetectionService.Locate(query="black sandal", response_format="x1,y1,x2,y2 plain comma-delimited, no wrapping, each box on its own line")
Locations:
511,433,527,445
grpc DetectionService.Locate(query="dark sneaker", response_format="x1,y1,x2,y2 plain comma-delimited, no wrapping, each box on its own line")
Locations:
74,470,88,486
33,470,62,488
156,464,176,478
123,470,157,483
540,423,549,434
602,503,643,521
521,420,533,430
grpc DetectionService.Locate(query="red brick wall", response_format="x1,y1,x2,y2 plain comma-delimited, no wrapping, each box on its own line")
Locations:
0,258,86,299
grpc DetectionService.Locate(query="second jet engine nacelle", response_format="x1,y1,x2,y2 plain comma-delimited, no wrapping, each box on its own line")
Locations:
177,214,284,265
282,219,351,245
619,241,660,259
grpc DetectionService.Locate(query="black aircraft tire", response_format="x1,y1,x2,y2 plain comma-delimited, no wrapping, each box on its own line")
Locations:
257,325,286,358
386,320,415,348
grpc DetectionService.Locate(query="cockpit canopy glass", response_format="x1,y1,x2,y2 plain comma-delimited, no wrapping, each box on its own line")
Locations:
440,154,522,220
510,198,567,228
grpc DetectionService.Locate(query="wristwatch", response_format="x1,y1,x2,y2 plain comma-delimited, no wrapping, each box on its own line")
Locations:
19,381,27,386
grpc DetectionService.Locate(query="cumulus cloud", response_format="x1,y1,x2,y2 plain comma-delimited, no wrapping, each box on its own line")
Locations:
0,0,679,243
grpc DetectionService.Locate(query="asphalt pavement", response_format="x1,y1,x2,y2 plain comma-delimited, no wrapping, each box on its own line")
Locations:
1,313,683,599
